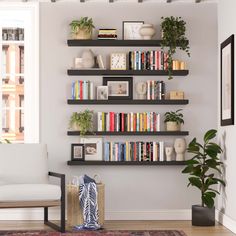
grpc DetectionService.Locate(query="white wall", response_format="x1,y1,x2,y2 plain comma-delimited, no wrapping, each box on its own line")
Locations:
217,0,236,233
38,2,218,220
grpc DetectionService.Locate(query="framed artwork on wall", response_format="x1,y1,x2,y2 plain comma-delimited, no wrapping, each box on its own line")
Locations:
71,143,85,161
80,138,103,161
221,34,234,126
103,76,133,100
122,21,144,40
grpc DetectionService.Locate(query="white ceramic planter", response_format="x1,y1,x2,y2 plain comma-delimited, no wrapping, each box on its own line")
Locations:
139,24,156,40
166,121,181,131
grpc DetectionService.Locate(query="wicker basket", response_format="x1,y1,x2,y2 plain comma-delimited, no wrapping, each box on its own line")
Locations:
67,183,105,226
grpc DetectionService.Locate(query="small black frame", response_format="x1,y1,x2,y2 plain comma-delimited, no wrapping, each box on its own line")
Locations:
71,143,85,161
103,76,133,100
122,21,144,40
221,34,234,126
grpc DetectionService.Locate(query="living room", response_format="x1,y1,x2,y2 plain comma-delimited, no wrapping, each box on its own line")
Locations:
0,0,235,235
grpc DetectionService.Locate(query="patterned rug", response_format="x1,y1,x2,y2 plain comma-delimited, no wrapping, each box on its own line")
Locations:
0,230,187,236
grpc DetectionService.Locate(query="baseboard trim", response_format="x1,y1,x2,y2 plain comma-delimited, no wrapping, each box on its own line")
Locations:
216,209,236,234
0,209,191,221
105,210,191,220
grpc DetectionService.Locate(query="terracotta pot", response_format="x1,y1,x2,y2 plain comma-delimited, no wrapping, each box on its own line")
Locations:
166,121,180,131
72,29,92,40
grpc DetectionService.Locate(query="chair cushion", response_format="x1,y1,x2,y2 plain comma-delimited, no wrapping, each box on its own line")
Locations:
0,184,61,202
0,144,49,185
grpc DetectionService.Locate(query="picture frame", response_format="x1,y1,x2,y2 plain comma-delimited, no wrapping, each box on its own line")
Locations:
80,138,103,161
221,34,234,126
103,76,133,100
97,86,108,100
71,144,85,161
122,21,144,40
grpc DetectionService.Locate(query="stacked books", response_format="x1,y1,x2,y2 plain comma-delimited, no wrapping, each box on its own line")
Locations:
128,50,168,70
71,81,94,100
146,80,165,100
98,29,117,40
104,141,164,162
97,112,160,132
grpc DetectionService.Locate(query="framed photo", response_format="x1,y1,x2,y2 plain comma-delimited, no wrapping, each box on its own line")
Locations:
80,138,103,161
122,21,144,40
97,86,108,100
71,144,85,161
103,77,133,100
221,35,234,126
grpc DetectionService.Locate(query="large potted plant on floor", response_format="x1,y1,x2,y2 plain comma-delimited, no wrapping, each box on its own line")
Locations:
182,129,225,226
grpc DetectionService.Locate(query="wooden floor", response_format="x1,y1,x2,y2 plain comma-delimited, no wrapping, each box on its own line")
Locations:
0,221,235,236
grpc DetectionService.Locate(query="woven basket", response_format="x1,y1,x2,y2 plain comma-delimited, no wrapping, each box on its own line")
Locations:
67,183,105,226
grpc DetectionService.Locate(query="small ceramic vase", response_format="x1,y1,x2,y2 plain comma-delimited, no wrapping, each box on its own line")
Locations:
139,24,156,40
82,49,95,68
165,147,174,161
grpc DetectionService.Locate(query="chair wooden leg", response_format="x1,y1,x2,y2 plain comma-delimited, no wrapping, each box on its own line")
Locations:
44,207,48,223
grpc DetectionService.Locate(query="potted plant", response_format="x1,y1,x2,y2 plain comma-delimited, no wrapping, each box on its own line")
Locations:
70,17,95,40
161,16,190,80
164,109,184,131
182,129,225,226
69,110,93,136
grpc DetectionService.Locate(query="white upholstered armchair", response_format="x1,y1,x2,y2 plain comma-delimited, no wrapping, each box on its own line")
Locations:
0,144,65,232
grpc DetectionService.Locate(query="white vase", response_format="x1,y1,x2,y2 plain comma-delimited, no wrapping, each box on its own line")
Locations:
139,24,156,40
174,138,187,161
82,49,95,68
165,147,174,161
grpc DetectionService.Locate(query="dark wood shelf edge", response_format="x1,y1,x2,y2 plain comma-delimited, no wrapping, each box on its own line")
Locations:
67,131,189,136
67,69,189,76
67,39,189,47
67,160,186,166
67,99,189,105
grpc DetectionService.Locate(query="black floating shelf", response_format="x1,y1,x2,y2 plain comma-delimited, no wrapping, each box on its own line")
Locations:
67,39,188,47
67,99,189,105
67,69,189,76
67,160,186,166
67,131,189,136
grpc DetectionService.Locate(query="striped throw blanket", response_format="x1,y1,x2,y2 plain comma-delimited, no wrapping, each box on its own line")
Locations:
74,175,101,230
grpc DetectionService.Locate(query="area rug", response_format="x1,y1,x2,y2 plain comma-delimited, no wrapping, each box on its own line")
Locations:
0,230,187,236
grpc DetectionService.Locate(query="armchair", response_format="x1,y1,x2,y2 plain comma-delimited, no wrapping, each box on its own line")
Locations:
0,144,65,232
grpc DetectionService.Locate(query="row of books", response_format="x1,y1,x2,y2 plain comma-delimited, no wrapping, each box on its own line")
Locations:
97,112,161,132
71,80,94,100
98,28,117,40
128,50,168,71
146,81,165,100
104,141,164,162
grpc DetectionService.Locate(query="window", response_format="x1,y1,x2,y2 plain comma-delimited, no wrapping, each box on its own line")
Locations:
0,3,39,143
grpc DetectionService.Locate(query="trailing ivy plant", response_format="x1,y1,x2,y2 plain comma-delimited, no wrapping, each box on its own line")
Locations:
69,110,93,136
161,16,190,80
164,109,184,125
182,129,225,208
70,17,95,34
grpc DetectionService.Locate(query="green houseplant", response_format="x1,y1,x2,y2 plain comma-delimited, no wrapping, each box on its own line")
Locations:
164,109,184,131
69,110,93,136
70,17,95,40
161,16,190,80
182,129,225,226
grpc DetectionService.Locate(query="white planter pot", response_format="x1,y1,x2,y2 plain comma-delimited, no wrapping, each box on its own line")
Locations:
139,24,156,40
166,121,181,131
